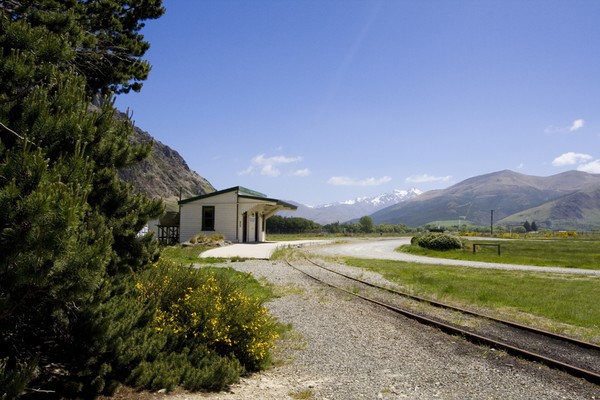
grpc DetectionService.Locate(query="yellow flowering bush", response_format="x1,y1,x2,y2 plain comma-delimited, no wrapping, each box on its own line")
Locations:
562,231,578,237
137,259,279,372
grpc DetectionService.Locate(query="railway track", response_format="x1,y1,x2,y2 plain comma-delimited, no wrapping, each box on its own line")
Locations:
284,256,600,385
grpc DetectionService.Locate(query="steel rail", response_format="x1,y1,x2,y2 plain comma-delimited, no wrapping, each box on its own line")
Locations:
303,255,600,351
285,258,600,386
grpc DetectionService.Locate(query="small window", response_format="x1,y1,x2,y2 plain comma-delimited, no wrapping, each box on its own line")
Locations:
202,206,215,231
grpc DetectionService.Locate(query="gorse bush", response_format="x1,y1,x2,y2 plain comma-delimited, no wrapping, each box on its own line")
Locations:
412,233,463,251
124,259,280,391
141,260,279,370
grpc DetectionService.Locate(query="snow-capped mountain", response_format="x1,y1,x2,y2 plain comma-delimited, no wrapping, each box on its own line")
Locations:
279,188,422,224
324,188,423,208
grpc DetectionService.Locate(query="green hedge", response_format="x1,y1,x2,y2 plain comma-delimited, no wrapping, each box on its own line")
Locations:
411,233,463,251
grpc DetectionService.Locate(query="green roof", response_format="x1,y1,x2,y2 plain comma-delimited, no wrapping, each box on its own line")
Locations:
238,186,267,198
178,186,269,205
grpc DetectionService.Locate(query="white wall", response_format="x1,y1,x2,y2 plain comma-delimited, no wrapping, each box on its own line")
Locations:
180,191,239,242
180,192,282,243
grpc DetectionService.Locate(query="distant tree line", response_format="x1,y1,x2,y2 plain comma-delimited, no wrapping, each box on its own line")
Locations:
266,215,322,234
267,215,413,235
268,215,545,236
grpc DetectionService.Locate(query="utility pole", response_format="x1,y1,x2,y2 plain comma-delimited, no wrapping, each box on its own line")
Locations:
490,209,494,235
458,216,466,232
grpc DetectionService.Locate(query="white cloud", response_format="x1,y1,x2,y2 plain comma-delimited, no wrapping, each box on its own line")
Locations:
569,119,585,132
238,153,303,177
328,176,392,186
551,152,593,167
260,164,281,177
252,154,302,166
577,160,600,174
405,174,451,184
291,168,311,177
545,118,586,134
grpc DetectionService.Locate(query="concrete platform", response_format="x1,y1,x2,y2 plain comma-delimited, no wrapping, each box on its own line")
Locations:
199,240,329,259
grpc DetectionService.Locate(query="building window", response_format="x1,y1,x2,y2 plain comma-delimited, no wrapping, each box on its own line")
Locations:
202,206,215,231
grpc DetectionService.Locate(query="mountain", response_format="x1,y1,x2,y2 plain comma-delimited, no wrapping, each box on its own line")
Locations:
278,188,422,224
370,170,600,230
118,115,215,205
499,183,600,230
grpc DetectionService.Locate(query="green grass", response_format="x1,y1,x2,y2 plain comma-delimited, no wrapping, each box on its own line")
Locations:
160,244,226,265
209,266,277,303
345,257,600,342
267,233,342,241
401,238,600,270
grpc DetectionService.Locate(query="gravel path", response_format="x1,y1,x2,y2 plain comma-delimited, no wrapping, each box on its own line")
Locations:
157,258,600,400
309,238,600,275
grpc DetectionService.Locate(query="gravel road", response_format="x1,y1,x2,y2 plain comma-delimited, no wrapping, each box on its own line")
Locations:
148,255,600,400
308,238,600,275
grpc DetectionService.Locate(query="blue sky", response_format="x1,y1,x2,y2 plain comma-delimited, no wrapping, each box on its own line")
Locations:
115,0,600,206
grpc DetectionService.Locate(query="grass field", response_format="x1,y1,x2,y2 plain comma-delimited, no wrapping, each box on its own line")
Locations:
401,238,600,270
159,244,227,265
344,257,600,342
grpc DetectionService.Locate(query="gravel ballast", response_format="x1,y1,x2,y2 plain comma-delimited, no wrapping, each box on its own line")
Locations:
153,259,598,400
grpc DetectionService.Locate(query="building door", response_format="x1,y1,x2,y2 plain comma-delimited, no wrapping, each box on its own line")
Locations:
254,213,259,242
242,212,248,243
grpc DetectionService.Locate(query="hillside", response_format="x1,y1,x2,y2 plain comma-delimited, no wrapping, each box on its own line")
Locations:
370,170,600,230
499,183,600,230
118,114,215,205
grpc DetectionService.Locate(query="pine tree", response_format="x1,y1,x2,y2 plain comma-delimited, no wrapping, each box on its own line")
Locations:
0,1,164,395
523,220,531,232
2,0,165,96
359,216,374,233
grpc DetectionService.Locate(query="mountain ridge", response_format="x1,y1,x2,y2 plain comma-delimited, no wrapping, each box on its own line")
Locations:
371,170,600,230
278,188,422,224
118,114,215,205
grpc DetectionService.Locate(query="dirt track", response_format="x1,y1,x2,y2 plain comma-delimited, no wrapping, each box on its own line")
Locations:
307,237,600,275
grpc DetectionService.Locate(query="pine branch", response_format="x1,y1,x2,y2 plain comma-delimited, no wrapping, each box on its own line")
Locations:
0,121,24,140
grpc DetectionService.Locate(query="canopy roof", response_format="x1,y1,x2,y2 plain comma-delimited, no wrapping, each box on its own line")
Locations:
178,186,297,211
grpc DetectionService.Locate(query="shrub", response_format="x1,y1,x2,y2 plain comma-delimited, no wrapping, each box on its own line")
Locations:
143,261,278,370
0,357,38,399
126,347,243,392
208,234,225,242
128,259,279,390
188,233,225,245
412,233,463,251
60,258,280,395
189,233,206,243
410,234,423,245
